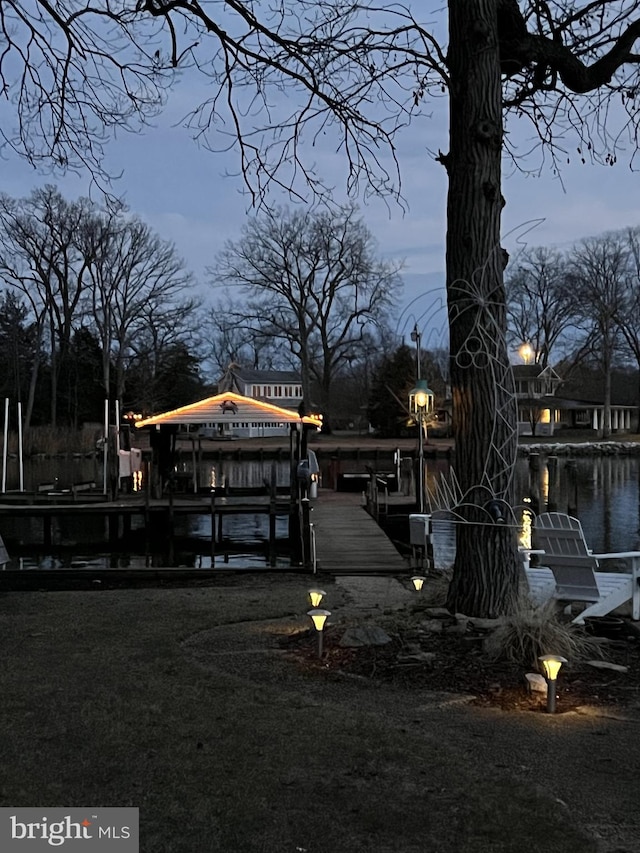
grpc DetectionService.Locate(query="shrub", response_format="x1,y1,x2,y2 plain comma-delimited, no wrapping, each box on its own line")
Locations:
483,599,603,669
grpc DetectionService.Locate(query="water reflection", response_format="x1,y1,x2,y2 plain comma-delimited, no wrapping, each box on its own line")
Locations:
3,452,640,566
514,455,640,552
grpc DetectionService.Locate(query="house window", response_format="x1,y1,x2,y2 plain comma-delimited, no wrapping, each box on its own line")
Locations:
540,408,551,424
264,386,271,397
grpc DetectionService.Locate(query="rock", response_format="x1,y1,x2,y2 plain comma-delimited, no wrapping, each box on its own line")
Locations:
424,607,452,618
469,616,505,630
339,626,392,648
622,621,640,639
525,673,548,695
419,619,444,633
586,660,629,673
445,620,469,635
397,651,436,664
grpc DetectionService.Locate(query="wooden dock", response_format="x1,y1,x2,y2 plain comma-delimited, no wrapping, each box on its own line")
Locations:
311,493,409,574
0,494,291,551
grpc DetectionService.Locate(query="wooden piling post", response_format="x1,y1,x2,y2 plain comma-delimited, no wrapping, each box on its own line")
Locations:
269,461,277,566
301,497,311,569
210,490,216,567
167,483,175,566
289,424,302,565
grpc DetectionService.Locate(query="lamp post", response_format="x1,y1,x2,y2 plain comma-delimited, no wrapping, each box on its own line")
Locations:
538,654,568,713
409,378,435,513
308,588,326,608
519,342,534,364
307,608,331,659
411,576,426,591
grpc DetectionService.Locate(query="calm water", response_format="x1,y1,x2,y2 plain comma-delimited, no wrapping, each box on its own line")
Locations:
512,454,640,553
2,453,640,568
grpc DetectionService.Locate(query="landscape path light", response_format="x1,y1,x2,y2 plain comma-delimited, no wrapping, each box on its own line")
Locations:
538,654,568,713
411,576,426,591
307,608,331,659
308,588,326,608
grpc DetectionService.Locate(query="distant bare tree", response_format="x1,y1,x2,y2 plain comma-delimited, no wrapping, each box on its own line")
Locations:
208,293,289,378
0,187,199,423
506,247,578,368
568,232,630,437
79,210,197,405
211,204,402,426
613,226,640,403
0,186,93,426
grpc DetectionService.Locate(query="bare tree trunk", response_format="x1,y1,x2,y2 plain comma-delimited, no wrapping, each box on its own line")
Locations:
49,316,57,428
24,354,40,430
445,0,520,617
603,346,612,438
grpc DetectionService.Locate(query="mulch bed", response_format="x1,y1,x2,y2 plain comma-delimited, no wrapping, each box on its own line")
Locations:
282,618,640,713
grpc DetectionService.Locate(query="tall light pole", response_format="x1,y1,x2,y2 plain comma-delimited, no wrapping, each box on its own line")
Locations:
410,325,422,509
409,324,434,513
409,377,434,514
410,324,421,380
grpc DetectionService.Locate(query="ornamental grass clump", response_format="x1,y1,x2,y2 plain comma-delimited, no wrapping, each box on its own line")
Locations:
483,599,603,669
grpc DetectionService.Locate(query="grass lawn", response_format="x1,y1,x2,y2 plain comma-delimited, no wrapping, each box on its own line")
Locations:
0,575,597,853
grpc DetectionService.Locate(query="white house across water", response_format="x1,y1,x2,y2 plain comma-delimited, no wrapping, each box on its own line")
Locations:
514,364,636,436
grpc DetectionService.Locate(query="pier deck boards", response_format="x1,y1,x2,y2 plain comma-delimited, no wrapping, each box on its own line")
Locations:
311,494,408,574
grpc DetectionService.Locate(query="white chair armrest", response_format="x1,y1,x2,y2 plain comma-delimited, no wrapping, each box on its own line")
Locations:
592,552,640,580
518,548,545,570
591,551,640,560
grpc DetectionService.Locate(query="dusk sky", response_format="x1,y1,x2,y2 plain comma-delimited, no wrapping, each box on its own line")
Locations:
2,5,640,352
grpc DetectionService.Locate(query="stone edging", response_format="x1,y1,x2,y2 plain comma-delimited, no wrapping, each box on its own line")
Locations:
518,441,640,457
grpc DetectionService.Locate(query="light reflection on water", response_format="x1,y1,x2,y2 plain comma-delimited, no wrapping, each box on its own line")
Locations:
513,454,640,553
428,454,640,568
3,453,640,569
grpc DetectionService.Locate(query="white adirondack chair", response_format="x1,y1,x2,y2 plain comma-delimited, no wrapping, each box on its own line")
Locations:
524,511,640,624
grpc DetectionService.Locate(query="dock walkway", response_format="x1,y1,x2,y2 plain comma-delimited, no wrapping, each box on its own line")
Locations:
311,491,410,575
310,490,413,612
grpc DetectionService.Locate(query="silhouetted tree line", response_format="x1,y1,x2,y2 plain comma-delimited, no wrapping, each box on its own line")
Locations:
506,225,640,436
0,187,206,428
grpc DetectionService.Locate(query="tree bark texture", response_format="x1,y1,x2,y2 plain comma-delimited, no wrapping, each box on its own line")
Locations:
445,0,520,617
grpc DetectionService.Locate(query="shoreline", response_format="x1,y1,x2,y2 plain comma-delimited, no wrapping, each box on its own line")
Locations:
4,432,640,461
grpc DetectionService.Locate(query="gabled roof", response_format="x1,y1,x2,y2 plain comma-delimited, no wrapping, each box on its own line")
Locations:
512,364,562,381
220,366,302,391
232,367,301,384
135,392,321,428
